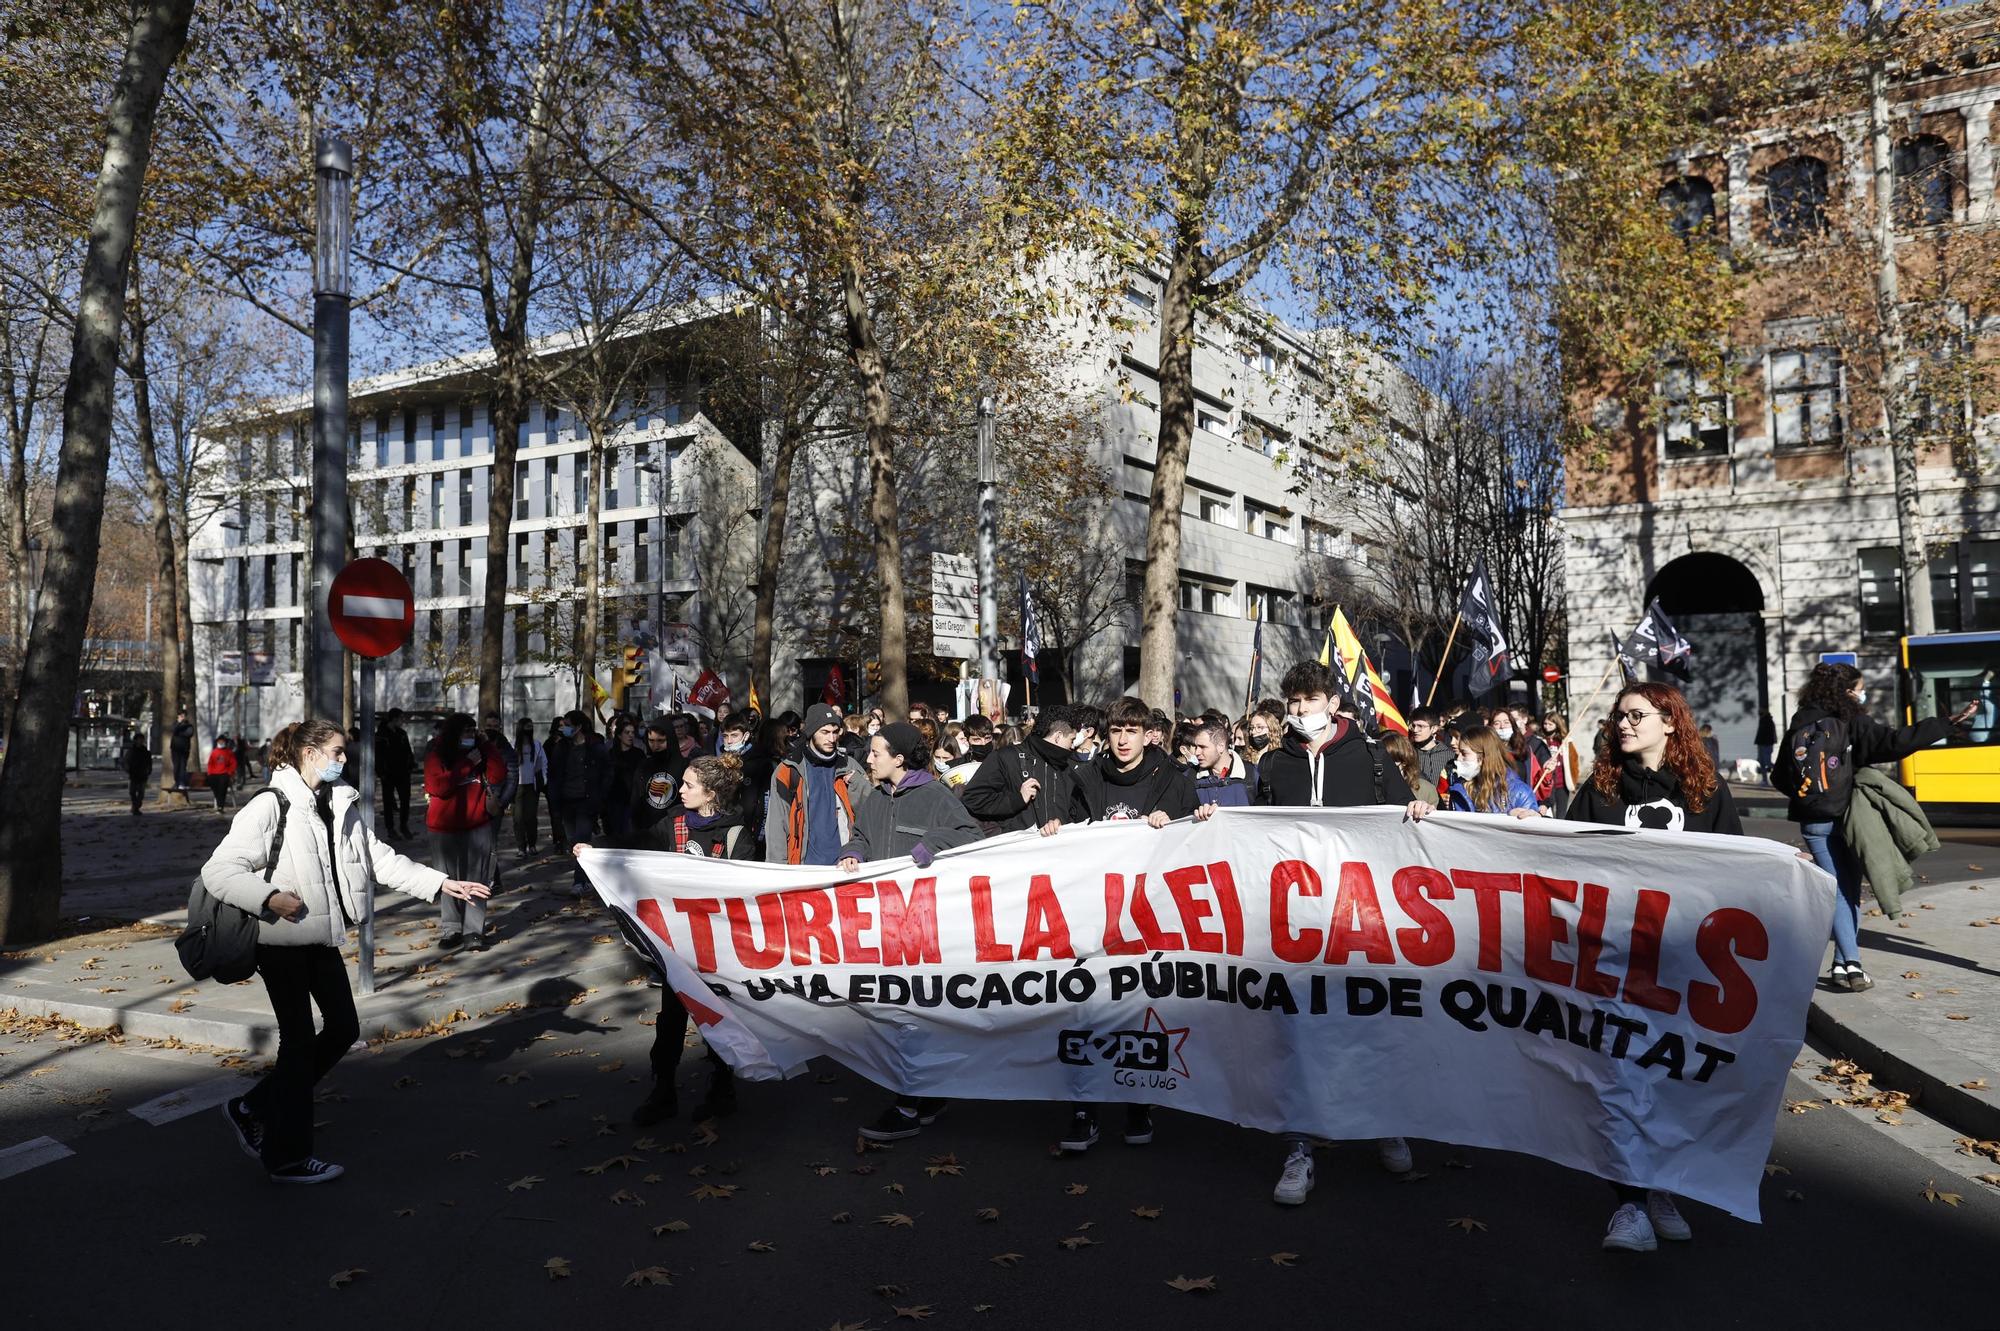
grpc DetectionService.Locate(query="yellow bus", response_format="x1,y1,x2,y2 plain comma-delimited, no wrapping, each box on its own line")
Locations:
1899,630,2000,817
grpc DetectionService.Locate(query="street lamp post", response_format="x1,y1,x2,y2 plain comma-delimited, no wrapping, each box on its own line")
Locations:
220,518,248,743
307,133,352,721
637,450,668,709
976,397,1001,713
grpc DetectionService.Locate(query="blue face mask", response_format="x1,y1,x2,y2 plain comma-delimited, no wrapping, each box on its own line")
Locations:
561,725,577,738
318,758,346,784
460,735,477,749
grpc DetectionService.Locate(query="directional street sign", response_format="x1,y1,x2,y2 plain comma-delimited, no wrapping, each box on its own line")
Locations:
932,552,979,659
327,558,415,658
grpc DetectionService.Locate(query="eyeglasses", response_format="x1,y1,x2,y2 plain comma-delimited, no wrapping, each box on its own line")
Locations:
1611,709,1661,727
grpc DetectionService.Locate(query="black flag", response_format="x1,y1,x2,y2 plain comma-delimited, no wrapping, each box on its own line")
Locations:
1621,599,1695,682
1457,557,1510,696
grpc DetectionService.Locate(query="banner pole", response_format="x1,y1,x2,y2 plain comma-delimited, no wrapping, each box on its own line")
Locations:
357,656,377,996
1425,614,1463,707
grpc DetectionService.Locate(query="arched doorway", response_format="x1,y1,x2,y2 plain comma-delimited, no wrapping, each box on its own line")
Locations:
1645,552,1768,767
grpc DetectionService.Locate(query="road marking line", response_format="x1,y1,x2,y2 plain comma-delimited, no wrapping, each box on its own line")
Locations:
0,1136,76,1182
128,1075,249,1126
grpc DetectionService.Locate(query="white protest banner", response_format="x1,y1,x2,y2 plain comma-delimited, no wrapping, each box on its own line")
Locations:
581,807,1834,1220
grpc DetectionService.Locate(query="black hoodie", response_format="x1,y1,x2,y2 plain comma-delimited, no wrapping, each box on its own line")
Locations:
1778,703,1955,822
616,803,758,859
1069,746,1197,823
1565,759,1742,835
1252,717,1412,808
961,733,1084,831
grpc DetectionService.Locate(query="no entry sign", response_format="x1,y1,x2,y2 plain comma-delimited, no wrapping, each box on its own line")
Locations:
327,558,414,658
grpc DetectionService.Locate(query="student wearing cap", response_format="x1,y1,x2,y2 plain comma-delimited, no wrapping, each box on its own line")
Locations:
767,703,873,866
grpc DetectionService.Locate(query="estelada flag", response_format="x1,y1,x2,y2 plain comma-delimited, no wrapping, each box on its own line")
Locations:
587,672,613,721
687,669,731,714
1332,608,1408,736
1317,624,1376,731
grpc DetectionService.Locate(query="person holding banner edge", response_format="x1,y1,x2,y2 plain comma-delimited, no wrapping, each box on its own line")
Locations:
1557,681,1739,1251
1253,661,1417,1205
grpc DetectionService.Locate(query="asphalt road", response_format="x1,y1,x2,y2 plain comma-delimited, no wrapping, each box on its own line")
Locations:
4,983,1997,1330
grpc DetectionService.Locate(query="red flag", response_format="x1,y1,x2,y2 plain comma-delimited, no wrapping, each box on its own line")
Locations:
687,669,731,712
822,664,847,707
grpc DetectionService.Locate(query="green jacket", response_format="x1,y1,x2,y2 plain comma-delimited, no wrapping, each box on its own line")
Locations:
1839,767,1939,918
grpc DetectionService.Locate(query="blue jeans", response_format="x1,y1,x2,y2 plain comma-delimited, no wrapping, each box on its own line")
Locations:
1800,820,1864,963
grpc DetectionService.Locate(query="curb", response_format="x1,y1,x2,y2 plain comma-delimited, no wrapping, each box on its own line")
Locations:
1806,994,2000,1144
1,955,643,1055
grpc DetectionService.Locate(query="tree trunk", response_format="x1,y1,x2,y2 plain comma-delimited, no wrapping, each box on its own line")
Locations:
582,423,604,696
126,267,182,799
841,253,908,718
1137,242,1202,710
751,407,804,712
0,0,193,945
479,363,527,721
1865,3,1933,638
173,536,194,720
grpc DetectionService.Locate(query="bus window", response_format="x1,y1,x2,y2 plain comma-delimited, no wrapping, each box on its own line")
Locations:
1904,633,2000,746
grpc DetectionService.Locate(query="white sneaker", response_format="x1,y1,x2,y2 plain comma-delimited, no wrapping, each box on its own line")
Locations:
1602,1202,1657,1252
1646,1190,1691,1241
1273,1145,1315,1205
1376,1136,1413,1174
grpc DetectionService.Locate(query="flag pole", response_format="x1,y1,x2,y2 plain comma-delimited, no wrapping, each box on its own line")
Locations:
1424,613,1463,706
1558,654,1625,787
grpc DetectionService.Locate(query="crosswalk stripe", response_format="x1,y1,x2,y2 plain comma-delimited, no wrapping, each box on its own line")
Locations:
127,1075,249,1126
0,1136,76,1182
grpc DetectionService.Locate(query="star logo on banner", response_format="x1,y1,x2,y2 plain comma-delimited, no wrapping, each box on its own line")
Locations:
1143,1006,1193,1079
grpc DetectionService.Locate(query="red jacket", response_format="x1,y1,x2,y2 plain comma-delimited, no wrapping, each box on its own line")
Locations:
206,748,238,779
424,739,507,832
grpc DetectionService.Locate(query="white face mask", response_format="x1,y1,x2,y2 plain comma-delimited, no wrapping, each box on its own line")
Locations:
1853,689,1868,706
1453,755,1480,780
1289,710,1330,737
1493,725,1514,742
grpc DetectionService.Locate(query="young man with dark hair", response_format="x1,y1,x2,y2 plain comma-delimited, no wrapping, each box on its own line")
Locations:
959,712,997,765
1255,660,1417,1205
1191,718,1250,807
1144,708,1172,750
376,708,416,838
959,704,1082,834
1068,702,1105,763
1053,695,1197,1153
1406,706,1452,798
767,703,871,866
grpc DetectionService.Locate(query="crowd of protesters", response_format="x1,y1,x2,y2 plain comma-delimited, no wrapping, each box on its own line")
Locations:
189,653,1978,1258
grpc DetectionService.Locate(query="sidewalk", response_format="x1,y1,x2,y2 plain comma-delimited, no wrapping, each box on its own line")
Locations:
1807,874,2000,1144
0,771,647,1052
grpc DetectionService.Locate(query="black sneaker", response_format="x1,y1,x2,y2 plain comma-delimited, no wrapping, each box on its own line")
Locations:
221,1097,263,1160
693,1071,737,1121
464,933,490,953
1124,1106,1154,1146
268,1156,345,1185
437,932,466,952
859,1104,925,1142
1059,1110,1100,1153
1847,964,1875,992
631,1085,678,1127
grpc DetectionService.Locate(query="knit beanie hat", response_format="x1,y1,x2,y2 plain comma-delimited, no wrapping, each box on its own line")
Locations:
878,721,926,770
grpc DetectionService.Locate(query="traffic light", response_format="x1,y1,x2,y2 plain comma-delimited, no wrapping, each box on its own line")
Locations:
614,643,645,706
864,660,882,695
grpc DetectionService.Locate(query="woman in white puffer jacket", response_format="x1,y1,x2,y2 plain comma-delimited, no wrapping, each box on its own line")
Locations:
201,717,489,1184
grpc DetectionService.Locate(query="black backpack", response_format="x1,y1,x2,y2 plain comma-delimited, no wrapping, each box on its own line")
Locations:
1775,714,1852,818
176,788,287,983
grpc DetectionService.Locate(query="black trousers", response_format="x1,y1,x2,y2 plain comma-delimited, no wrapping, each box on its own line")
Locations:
649,985,728,1085
381,773,410,830
243,943,358,1168
128,774,147,813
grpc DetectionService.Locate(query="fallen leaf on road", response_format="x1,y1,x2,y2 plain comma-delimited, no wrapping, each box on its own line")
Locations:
1947,1013,1971,1021
828,1322,871,1331
1165,1275,1216,1292
545,1257,572,1280
1131,1206,1162,1219
1786,1189,1806,1202
394,1208,416,1218
1977,1174,2000,1187
883,1181,905,1195
1963,1079,1990,1091
1268,1251,1299,1267
394,1076,420,1089
328,1268,366,1290
814,1166,839,1177
876,1213,916,1228
651,1220,691,1236
1901,971,1921,979
163,1233,205,1246
598,1060,625,1073
609,1189,645,1207
1764,1162,1791,1177
893,1307,933,1321
991,1252,1024,1267
496,1072,529,1084
691,1184,737,1200
747,1240,776,1252
624,1266,673,1287
1907,992,1925,1000
924,1154,964,1177
1058,1235,1097,1250
975,1207,1000,1221
1923,1180,1963,1206
688,1164,708,1178
527,1098,554,1110
831,1211,853,1224
1063,1183,1088,1196
448,1150,477,1161
582,1154,644,1175
1446,1217,1488,1233
507,1175,544,1192
874,1284,906,1298
1784,1100,1823,1114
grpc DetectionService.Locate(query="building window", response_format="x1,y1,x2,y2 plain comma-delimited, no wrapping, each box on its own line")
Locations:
1765,155,1829,245
1860,543,1974,635
1198,493,1231,525
1245,586,1293,626
515,461,530,520
1769,346,1842,450
1659,176,1717,240
1178,575,1231,616
1894,134,1953,228
1859,547,1902,636
1197,408,1235,440
603,452,621,510
1244,500,1293,543
1660,360,1730,458
1122,282,1156,313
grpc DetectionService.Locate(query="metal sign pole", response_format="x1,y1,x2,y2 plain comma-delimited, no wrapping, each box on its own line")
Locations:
357,656,377,995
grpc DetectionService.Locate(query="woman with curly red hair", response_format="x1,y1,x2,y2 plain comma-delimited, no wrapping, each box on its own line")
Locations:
1561,680,1740,1254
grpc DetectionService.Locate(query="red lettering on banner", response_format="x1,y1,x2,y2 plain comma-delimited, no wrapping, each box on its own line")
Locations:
1689,907,1768,1034
879,878,941,966
1522,874,1577,986
1102,875,1145,955
1324,862,1395,965
1163,865,1224,954
724,895,787,970
1451,869,1523,972
1622,889,1682,1015
782,889,839,965
1390,866,1454,966
1019,875,1075,960
1128,873,1185,951
635,898,674,949
1573,883,1620,997
672,899,721,971
1206,860,1245,955
970,876,1014,962
1270,860,1323,963
836,883,879,966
